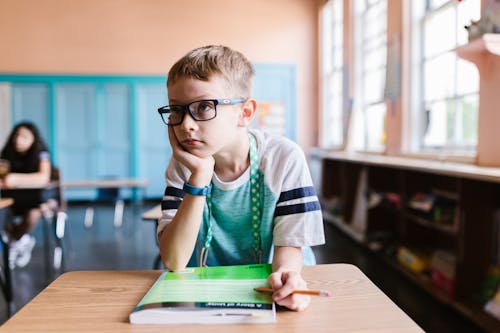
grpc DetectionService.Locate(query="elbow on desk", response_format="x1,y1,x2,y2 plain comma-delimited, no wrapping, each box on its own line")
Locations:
162,257,189,272
159,236,189,272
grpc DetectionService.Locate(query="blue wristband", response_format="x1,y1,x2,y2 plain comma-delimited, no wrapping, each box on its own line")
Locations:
183,181,211,196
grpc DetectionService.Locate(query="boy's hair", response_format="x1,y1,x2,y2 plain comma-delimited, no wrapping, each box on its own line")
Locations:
167,45,255,98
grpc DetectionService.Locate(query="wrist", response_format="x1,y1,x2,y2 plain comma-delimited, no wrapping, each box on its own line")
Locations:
188,173,212,187
183,181,212,196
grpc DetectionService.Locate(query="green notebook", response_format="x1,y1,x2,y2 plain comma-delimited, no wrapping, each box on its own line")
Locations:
129,264,276,324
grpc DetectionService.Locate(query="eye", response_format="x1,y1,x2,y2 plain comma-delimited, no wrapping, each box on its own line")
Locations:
169,105,184,114
196,101,215,113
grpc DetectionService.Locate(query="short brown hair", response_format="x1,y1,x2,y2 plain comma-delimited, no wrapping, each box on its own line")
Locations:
167,45,255,97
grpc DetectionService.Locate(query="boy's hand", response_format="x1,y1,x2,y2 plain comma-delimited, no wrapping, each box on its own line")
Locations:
267,270,311,311
168,126,214,185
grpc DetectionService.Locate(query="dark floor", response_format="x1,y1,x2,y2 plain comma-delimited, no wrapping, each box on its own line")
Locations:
0,202,489,332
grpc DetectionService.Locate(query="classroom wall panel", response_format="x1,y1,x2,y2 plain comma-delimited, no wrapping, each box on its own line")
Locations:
56,83,96,199
253,64,296,140
11,84,50,143
136,83,170,198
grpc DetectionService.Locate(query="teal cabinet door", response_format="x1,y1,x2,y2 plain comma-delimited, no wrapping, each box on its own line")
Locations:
56,83,131,200
136,83,170,198
11,84,51,144
56,83,97,199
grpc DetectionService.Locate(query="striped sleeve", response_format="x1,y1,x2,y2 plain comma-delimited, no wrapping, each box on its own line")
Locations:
157,159,188,237
274,186,321,217
270,141,325,247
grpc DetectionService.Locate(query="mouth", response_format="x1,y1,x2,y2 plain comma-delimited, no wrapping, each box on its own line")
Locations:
181,138,203,147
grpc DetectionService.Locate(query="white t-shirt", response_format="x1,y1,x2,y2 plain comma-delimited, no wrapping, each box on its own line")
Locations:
158,129,325,266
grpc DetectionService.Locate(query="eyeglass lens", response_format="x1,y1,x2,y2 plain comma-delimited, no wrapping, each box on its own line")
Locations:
167,100,217,125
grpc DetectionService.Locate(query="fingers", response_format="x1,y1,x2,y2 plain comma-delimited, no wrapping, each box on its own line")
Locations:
167,126,183,155
268,271,310,312
267,272,284,290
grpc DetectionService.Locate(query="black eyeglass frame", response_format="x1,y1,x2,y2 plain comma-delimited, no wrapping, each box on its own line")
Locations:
157,98,247,126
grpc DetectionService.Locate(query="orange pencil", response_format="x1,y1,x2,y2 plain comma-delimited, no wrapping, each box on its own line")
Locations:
254,287,332,297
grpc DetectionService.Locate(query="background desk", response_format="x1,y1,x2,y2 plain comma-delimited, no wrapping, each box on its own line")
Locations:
0,264,423,332
0,198,14,210
141,204,162,269
63,178,148,227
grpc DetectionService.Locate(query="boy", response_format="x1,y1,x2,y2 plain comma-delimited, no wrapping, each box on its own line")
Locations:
158,45,325,311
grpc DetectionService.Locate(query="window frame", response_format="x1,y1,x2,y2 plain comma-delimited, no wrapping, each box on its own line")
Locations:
408,0,480,156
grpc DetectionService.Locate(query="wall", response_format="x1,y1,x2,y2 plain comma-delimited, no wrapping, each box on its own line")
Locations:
0,0,321,148
0,84,11,145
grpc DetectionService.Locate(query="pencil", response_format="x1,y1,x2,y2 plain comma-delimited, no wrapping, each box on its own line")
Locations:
254,287,332,297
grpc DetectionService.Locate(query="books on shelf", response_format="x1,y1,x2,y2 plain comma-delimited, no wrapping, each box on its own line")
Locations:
430,250,456,296
407,191,458,226
129,264,276,325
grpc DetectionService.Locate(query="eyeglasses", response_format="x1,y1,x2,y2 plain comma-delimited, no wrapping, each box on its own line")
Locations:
158,98,247,126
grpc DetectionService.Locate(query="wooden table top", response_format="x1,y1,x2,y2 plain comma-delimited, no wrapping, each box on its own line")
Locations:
0,264,422,332
0,198,13,209
62,178,148,189
141,204,161,221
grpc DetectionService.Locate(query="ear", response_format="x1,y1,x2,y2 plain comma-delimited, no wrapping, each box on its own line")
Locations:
238,99,257,127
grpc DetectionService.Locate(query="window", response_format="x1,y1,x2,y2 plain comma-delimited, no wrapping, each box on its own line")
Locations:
410,0,480,153
352,0,388,152
320,0,344,148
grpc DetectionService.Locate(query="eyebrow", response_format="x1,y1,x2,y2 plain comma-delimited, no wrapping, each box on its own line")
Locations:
168,96,214,104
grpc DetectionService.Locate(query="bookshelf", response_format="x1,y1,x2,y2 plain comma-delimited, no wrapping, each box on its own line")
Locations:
312,150,500,332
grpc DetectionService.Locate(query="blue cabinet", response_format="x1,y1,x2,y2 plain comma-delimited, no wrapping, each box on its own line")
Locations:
1,65,296,200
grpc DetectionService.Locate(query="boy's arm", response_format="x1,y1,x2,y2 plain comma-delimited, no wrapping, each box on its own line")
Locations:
268,246,311,311
158,127,214,271
159,190,206,270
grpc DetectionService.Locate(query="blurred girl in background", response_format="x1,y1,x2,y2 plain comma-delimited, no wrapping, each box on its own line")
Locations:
0,121,51,268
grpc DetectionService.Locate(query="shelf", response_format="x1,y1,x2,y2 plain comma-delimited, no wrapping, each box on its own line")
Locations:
381,256,500,333
456,34,500,60
323,211,366,243
403,211,458,235
311,149,500,183
318,156,500,331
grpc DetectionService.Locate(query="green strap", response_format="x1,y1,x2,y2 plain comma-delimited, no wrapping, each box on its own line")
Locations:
201,132,261,266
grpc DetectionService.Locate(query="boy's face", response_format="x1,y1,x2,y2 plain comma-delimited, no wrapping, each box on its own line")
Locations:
167,75,245,158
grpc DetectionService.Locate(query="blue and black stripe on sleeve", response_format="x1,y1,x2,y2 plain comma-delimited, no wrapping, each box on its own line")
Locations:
274,186,321,217
274,201,321,217
164,186,185,198
161,186,184,210
277,186,317,203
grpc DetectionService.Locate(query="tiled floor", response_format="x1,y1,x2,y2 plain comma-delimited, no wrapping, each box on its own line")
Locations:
0,202,489,332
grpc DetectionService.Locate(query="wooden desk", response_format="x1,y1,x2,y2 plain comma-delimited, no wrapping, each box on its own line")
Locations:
0,198,14,209
62,178,148,189
0,264,423,332
141,204,161,221
142,204,162,269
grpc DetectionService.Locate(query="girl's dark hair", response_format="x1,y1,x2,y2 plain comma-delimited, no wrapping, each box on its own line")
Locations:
0,121,49,173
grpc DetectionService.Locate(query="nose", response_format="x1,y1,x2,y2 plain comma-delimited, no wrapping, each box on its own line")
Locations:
179,110,198,131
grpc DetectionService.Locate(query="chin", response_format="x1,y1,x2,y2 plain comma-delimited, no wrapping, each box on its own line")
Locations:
182,145,212,158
